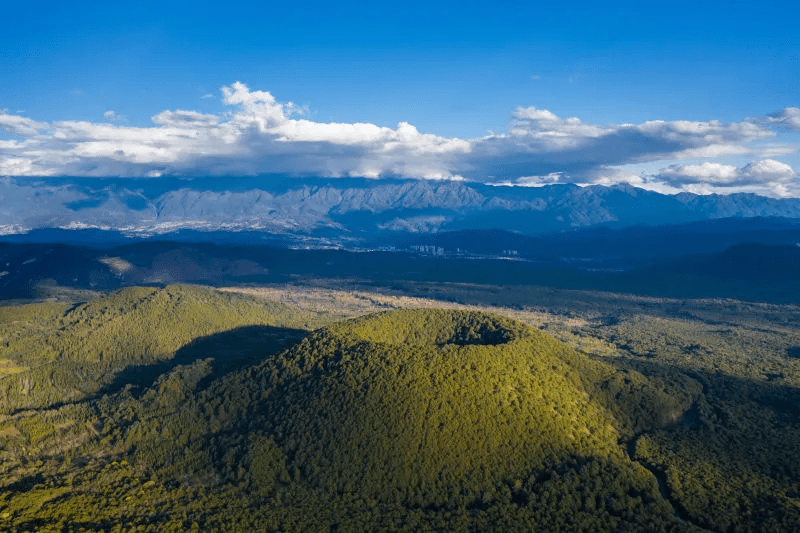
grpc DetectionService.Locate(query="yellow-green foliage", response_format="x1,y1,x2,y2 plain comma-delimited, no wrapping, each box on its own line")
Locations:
0,359,26,379
0,301,69,367
0,285,315,412
247,310,675,513
48,285,301,362
3,284,796,531
79,308,683,530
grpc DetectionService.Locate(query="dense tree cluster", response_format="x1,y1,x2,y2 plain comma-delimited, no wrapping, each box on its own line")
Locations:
0,285,798,530
0,285,316,413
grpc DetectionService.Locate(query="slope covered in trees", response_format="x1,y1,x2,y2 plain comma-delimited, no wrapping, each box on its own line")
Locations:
247,310,689,513
0,285,798,530
0,285,316,413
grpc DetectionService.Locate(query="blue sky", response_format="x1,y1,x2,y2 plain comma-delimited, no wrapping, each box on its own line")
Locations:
2,0,799,196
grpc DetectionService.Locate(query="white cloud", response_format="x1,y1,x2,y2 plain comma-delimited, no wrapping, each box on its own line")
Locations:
0,82,471,180
103,110,126,123
507,106,610,147
659,159,795,185
742,159,796,182
460,108,775,185
668,144,750,159
514,173,565,187
585,168,648,188
764,107,800,130
0,157,44,176
222,81,295,129
0,113,47,137
753,144,797,158
655,159,797,197
0,83,797,197
660,162,741,183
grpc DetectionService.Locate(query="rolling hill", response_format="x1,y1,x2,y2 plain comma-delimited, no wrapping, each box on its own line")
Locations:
0,291,701,530
2,286,800,530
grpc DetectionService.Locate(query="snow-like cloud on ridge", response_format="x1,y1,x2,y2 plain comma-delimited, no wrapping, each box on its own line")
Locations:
0,82,798,196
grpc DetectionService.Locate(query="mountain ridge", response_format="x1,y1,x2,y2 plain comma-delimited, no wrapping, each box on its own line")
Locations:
4,177,800,242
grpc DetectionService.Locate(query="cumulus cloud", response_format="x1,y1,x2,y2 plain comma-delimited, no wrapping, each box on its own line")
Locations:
0,83,797,197
742,159,797,182
659,159,795,185
659,162,741,184
764,107,800,130
508,106,610,147
460,107,776,184
0,82,471,180
655,159,797,197
0,113,48,137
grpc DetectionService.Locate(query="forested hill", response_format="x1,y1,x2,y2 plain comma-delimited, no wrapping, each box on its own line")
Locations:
3,286,800,530
0,285,316,413
0,294,697,530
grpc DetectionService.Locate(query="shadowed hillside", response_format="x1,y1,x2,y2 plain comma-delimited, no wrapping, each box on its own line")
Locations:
243,310,695,515
0,285,317,413
1,288,799,530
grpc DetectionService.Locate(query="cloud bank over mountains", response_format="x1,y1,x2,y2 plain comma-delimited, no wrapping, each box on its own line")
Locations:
0,82,797,197
657,160,798,197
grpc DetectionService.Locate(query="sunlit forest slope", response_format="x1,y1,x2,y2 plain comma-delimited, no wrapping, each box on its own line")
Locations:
1,284,799,531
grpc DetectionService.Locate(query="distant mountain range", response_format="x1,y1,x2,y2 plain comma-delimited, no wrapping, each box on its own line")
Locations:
3,176,800,245
3,176,800,304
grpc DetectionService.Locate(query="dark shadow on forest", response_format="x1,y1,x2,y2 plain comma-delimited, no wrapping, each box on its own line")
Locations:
97,325,308,398
597,354,800,530
614,355,800,422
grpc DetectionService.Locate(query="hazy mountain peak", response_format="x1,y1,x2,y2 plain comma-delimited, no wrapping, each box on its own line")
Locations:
2,177,800,240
